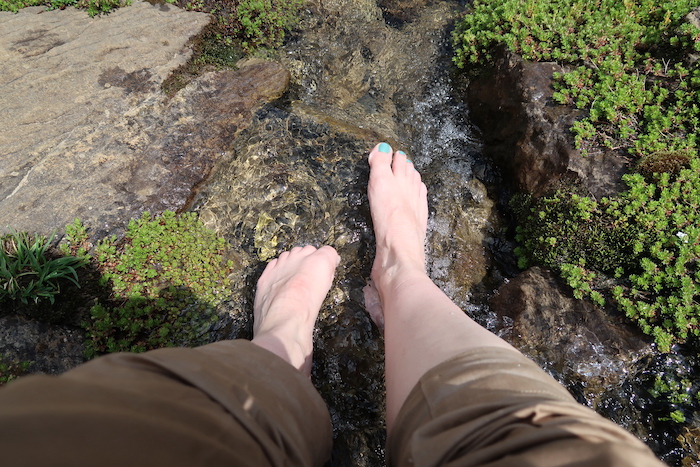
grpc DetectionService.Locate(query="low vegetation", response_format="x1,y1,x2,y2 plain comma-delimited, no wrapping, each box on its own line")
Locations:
453,0,700,156
82,211,234,357
0,230,86,305
1,210,233,360
512,154,700,353
453,0,700,432
177,0,303,52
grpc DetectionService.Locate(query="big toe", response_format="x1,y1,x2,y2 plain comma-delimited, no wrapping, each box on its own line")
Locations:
368,143,393,172
318,245,341,263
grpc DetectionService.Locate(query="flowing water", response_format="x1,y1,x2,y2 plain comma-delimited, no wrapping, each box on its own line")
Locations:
191,0,697,464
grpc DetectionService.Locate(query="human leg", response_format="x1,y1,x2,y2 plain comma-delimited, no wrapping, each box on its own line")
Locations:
366,142,518,431
367,143,663,466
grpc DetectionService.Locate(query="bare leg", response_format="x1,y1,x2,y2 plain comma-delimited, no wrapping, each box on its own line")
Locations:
366,143,519,432
252,245,340,377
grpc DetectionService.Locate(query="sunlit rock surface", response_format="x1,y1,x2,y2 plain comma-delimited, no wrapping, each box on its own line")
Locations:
468,49,629,199
0,2,288,239
490,267,652,401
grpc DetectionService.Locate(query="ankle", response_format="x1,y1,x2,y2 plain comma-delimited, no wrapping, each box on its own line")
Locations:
372,264,429,301
252,332,312,374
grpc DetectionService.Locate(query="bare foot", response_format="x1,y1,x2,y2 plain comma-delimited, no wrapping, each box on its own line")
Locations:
367,143,429,296
251,245,340,376
362,280,384,331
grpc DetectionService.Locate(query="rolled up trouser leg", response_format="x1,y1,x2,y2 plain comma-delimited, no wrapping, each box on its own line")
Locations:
0,340,332,467
388,347,665,467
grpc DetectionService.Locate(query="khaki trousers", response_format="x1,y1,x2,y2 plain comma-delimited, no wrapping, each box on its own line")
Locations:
0,341,665,466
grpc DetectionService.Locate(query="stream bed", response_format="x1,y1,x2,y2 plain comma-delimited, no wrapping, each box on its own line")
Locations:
191,0,695,464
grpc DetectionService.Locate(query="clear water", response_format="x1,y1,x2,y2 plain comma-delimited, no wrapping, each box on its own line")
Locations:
192,0,696,464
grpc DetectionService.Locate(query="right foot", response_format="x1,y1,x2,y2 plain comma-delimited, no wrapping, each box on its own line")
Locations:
367,143,429,296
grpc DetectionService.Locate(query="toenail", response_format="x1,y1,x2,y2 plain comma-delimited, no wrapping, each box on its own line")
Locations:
378,143,391,153
397,151,406,156
406,159,412,164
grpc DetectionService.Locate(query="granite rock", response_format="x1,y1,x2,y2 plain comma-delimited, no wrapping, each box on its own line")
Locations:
0,2,289,240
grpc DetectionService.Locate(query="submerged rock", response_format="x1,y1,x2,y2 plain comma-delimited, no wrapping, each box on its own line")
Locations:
489,267,653,403
194,1,497,464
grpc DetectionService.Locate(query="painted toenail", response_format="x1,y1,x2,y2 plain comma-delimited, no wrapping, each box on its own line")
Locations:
378,143,391,153
406,159,412,164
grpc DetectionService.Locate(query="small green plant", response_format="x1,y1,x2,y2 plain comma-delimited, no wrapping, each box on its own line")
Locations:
235,0,302,51
179,0,302,51
646,365,700,425
60,218,91,259
83,211,233,357
0,0,130,16
0,355,32,386
453,0,700,156
0,231,86,305
513,155,700,353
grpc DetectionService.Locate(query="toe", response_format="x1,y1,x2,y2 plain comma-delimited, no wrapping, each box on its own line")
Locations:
392,150,409,176
318,245,341,265
368,143,393,173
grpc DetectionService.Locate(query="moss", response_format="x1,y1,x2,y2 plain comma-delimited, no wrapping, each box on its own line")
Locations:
513,156,700,353
637,149,694,180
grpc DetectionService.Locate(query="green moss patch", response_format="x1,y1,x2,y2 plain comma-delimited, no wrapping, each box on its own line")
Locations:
513,156,700,353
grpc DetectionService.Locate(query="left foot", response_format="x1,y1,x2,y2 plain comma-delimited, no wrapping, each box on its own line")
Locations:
251,245,340,376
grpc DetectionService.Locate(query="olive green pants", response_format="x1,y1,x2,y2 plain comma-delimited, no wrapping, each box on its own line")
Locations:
0,341,665,466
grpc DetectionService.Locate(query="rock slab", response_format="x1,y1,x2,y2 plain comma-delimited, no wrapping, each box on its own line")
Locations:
0,2,289,239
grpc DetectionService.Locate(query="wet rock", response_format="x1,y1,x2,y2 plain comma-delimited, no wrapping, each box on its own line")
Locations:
377,0,429,27
0,316,85,376
0,3,289,241
192,3,493,465
467,49,629,199
489,267,653,403
281,0,458,146
195,105,386,466
427,177,497,307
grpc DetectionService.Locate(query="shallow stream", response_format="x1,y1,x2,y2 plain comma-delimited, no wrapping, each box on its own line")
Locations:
192,0,695,464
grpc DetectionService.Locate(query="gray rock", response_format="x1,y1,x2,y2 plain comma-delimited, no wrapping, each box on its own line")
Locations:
0,315,85,375
686,7,700,30
0,2,289,241
468,50,629,199
489,267,653,404
0,2,290,378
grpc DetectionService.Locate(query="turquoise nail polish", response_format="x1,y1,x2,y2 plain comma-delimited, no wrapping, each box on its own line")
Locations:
378,143,391,153
406,159,412,164
397,151,406,156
